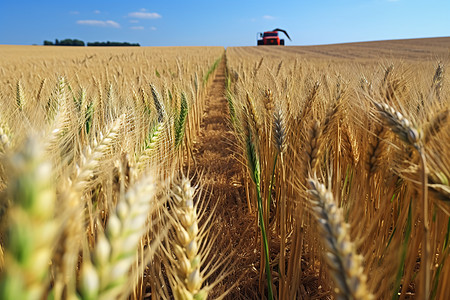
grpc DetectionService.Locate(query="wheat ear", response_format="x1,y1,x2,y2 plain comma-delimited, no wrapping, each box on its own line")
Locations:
150,84,166,122
431,63,444,101
79,173,158,300
166,176,207,299
372,102,420,149
423,108,448,144
304,120,322,177
36,78,46,103
372,101,430,298
273,106,287,299
0,126,10,153
0,138,57,300
16,80,25,111
273,107,287,154
244,118,273,299
73,114,125,193
365,125,388,177
246,93,261,138
45,76,65,122
175,92,189,148
137,121,165,170
307,178,373,300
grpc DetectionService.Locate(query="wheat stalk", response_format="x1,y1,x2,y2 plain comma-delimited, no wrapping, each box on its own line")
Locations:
273,106,288,299
244,117,273,299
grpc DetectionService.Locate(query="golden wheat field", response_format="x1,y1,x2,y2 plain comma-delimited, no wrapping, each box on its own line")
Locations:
0,37,449,300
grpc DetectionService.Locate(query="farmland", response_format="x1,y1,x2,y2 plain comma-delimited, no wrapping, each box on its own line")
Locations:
0,37,449,299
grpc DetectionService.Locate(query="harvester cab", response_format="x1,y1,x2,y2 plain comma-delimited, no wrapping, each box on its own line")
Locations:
257,28,291,46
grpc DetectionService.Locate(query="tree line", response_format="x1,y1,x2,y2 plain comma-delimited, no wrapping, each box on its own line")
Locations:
43,39,140,47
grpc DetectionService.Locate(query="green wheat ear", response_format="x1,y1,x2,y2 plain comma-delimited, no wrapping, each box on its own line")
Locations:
226,90,236,123
85,101,95,135
175,92,188,148
0,137,57,300
244,121,273,300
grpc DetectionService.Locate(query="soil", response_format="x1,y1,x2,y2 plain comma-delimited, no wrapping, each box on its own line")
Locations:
191,55,243,200
187,51,329,300
187,55,262,299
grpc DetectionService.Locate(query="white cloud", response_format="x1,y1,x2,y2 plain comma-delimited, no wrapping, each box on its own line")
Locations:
94,10,101,14
131,26,144,30
70,11,79,15
128,11,162,19
263,15,275,20
130,20,139,23
150,26,157,31
77,20,121,28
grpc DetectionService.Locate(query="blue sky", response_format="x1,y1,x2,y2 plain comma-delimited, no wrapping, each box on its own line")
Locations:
0,0,449,47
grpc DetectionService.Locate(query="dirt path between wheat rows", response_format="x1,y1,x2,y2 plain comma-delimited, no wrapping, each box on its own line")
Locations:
188,53,262,299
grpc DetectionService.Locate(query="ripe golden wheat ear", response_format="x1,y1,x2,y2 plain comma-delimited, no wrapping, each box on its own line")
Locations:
79,171,163,300
0,127,10,154
307,177,374,300
165,176,208,299
160,175,235,300
371,99,434,299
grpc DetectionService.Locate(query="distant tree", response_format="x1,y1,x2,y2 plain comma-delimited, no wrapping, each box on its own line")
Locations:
74,39,85,46
87,41,140,47
44,39,85,46
59,39,85,46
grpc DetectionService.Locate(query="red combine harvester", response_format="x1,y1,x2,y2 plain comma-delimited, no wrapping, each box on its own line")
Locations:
257,28,291,45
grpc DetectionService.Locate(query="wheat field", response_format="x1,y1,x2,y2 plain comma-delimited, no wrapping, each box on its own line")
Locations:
0,38,449,299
